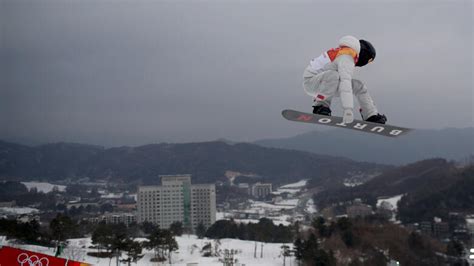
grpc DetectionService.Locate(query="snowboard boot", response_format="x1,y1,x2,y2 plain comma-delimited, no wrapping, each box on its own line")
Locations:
312,105,331,116
365,113,387,124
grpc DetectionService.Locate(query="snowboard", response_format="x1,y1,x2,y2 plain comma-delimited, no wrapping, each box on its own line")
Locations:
282,109,412,138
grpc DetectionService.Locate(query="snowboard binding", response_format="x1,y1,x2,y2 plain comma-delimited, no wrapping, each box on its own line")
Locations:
365,113,387,124
312,105,332,116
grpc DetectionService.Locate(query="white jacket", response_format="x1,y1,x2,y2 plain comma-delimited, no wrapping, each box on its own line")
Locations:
307,55,357,111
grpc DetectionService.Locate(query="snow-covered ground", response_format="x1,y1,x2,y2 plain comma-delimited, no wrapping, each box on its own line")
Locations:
272,180,307,196
251,201,295,211
232,217,292,226
100,193,124,199
376,194,404,211
279,180,307,189
377,194,404,223
21,182,66,193
0,235,294,266
0,207,39,215
217,212,293,226
305,199,317,214
274,199,299,207
343,179,364,187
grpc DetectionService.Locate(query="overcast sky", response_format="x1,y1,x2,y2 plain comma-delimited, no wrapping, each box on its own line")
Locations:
1,0,472,146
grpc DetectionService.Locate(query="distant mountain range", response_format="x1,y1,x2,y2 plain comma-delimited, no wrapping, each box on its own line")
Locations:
255,127,474,165
0,140,385,186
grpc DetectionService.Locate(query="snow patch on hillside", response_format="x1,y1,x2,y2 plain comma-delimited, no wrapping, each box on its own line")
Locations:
279,180,307,189
305,199,317,214
0,207,39,215
377,194,404,211
21,182,66,193
272,180,307,195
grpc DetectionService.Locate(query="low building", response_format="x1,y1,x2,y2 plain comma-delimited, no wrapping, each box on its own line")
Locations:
403,223,418,232
420,221,432,235
116,202,136,212
347,203,372,218
433,221,449,238
232,210,261,220
101,213,136,226
66,202,99,210
0,201,16,208
452,228,471,242
347,205,372,218
251,183,272,199
237,183,250,194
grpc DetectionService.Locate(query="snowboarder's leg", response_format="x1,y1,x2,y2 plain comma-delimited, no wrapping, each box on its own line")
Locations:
303,69,340,109
352,79,378,119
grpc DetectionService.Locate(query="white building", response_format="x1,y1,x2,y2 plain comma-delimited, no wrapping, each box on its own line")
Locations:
251,183,272,199
137,175,216,231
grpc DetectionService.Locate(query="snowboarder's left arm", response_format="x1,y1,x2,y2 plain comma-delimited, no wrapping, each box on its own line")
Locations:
335,54,355,123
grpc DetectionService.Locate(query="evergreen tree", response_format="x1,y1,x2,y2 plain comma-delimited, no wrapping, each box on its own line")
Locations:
407,231,424,250
124,240,144,265
341,230,355,247
205,219,293,243
109,224,131,264
302,234,318,262
312,216,331,238
257,218,274,242
0,219,42,245
293,237,304,262
145,227,166,260
163,229,179,263
92,222,114,253
50,213,76,242
336,217,352,231
446,239,464,257
144,228,177,263
195,222,207,239
314,249,336,266
140,221,156,235
169,221,184,236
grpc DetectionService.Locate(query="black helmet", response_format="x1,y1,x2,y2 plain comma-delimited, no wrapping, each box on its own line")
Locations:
356,39,376,67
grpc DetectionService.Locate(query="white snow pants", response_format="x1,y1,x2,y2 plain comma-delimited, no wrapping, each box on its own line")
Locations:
303,67,378,119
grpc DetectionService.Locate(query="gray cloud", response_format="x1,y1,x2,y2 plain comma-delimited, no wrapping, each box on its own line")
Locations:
0,0,472,146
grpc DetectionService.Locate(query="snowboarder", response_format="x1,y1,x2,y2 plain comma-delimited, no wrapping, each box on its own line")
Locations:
303,35,387,124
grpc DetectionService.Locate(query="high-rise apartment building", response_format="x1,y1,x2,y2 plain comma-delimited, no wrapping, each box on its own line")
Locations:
137,175,216,231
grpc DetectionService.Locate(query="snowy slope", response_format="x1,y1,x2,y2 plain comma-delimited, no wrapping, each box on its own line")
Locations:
376,194,404,211
0,207,39,215
279,180,307,189
0,235,293,266
21,182,66,193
